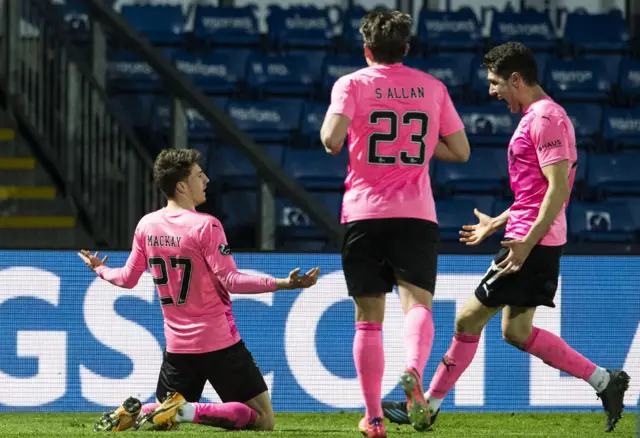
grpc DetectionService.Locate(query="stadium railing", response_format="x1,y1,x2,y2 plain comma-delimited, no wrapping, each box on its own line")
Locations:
0,0,164,248
79,0,342,250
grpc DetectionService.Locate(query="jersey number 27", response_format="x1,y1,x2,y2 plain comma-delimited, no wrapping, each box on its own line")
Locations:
148,256,192,306
368,110,430,166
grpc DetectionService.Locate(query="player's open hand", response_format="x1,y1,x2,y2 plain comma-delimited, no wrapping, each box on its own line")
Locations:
496,240,534,277
77,249,108,272
277,267,321,290
459,208,495,245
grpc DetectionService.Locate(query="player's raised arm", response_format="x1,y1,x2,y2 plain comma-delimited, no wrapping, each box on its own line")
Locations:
321,76,356,155
78,229,147,289
433,87,470,162
200,219,319,293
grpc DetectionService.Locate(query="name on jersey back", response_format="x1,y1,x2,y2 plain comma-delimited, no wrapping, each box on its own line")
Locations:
375,87,425,100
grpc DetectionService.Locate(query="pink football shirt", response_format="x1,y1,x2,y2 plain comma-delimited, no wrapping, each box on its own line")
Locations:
95,208,276,354
326,63,465,224
505,96,577,246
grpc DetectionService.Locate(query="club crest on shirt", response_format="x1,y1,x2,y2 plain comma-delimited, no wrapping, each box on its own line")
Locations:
218,243,232,256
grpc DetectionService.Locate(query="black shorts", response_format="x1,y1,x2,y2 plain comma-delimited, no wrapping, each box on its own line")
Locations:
156,340,268,404
341,218,440,297
475,244,564,308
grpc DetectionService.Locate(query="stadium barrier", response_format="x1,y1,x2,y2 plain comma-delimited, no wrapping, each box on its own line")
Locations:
0,250,637,412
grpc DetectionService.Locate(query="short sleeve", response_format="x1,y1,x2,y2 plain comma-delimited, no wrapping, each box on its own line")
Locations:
439,86,465,137
530,111,572,168
326,76,357,121
199,218,237,275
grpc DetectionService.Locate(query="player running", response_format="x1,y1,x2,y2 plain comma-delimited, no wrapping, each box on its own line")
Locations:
79,148,320,432
320,10,470,437
381,42,630,433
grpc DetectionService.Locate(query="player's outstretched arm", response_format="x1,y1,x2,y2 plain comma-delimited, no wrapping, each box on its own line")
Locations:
78,231,147,289
275,267,320,290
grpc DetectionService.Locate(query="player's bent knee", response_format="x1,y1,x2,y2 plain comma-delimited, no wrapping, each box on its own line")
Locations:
501,326,530,349
454,311,484,335
253,411,275,431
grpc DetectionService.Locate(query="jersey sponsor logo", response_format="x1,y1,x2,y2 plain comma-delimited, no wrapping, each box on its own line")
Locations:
219,243,232,256
538,139,562,152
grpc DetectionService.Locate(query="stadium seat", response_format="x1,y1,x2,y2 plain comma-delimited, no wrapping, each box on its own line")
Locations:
545,58,611,102
490,10,557,51
563,103,603,149
267,5,333,50
173,51,245,96
226,99,303,144
435,199,480,240
448,195,497,217
405,55,470,98
569,201,635,242
57,0,90,43
120,4,185,45
456,105,519,145
300,102,328,147
192,5,261,47
603,107,640,150
340,6,371,53
110,94,155,130
436,148,508,194
416,7,483,52
584,53,623,87
107,51,159,93
285,50,327,83
321,54,367,96
563,10,629,53
574,149,588,194
220,190,257,248
283,148,347,190
617,58,640,105
588,151,640,196
276,192,342,244
246,54,314,98
209,144,285,189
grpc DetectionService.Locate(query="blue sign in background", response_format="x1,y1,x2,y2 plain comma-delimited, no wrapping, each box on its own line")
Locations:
0,251,637,413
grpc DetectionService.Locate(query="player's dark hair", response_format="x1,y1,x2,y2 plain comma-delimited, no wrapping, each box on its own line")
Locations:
360,10,412,64
153,148,201,198
482,42,539,86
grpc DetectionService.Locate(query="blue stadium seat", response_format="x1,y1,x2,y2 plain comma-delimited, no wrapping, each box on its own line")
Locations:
618,58,640,105
405,56,470,98
276,192,342,242
192,5,261,47
300,102,328,147
57,1,89,42
492,198,512,217
588,151,640,196
436,148,508,194
285,50,327,83
107,51,159,92
416,7,483,51
149,97,226,142
584,53,622,86
226,99,302,143
609,197,640,229
575,149,588,190
173,51,245,95
545,58,610,102
209,144,285,189
449,195,497,217
267,5,332,50
435,199,479,240
283,148,347,190
491,11,557,51
110,94,155,129
246,54,314,98
321,55,367,95
456,105,518,145
603,107,640,150
569,201,635,242
340,6,367,53
564,10,629,52
120,4,184,45
563,103,603,149
220,190,257,247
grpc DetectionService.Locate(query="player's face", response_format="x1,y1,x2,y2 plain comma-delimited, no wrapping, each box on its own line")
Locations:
487,70,520,114
185,164,209,207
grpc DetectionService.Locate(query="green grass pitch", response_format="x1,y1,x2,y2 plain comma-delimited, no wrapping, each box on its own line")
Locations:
0,412,636,437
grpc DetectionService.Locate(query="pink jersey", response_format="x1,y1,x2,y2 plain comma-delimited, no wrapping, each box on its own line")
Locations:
326,63,465,224
505,97,577,246
95,208,276,354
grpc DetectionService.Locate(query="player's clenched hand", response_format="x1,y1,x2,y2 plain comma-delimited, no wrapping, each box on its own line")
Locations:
77,249,108,272
459,209,495,245
276,267,320,290
496,240,534,277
